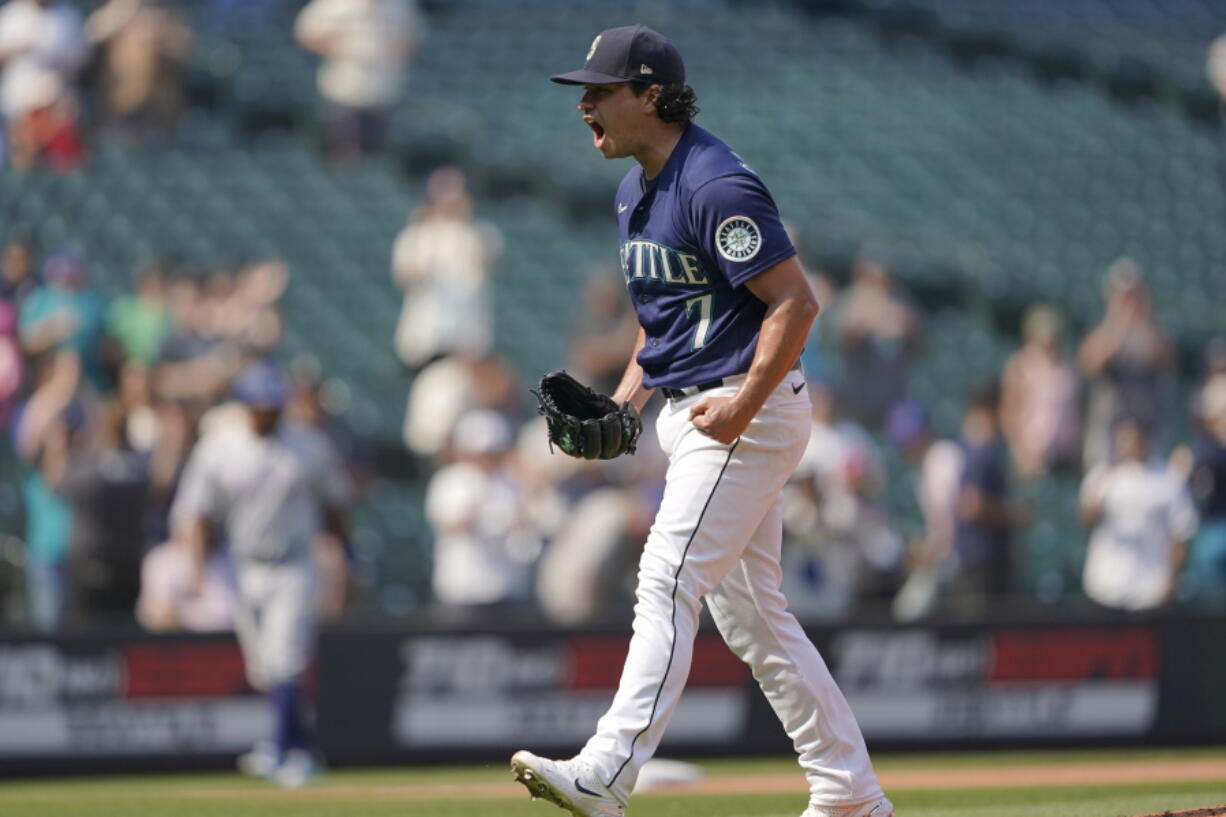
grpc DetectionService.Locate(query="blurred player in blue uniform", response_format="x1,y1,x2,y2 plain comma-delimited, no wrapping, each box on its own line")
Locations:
172,360,352,787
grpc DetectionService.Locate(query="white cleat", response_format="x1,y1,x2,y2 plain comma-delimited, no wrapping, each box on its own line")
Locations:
802,796,894,817
511,750,626,817
237,741,278,778
270,748,322,789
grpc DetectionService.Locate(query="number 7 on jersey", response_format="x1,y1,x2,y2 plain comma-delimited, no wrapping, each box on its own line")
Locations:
685,293,713,350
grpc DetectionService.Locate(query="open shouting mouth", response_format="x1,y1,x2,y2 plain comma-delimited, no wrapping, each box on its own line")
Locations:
585,117,607,149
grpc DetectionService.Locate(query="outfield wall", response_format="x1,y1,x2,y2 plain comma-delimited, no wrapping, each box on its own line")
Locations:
1,616,1223,774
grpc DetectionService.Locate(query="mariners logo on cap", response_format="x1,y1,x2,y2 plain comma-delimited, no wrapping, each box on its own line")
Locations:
716,216,762,262
587,34,602,61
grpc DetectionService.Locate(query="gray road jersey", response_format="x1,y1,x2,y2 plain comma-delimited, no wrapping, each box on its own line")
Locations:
172,420,351,562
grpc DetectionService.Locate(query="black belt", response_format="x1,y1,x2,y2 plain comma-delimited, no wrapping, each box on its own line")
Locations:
661,379,726,401
660,361,802,401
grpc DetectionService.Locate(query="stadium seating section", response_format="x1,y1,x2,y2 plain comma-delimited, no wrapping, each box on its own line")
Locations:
2,0,1222,613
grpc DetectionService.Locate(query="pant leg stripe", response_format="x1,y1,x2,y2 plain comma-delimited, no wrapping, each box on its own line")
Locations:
607,439,740,789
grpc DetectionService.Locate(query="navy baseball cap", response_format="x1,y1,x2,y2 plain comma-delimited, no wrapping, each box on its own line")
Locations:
232,360,290,410
551,25,685,87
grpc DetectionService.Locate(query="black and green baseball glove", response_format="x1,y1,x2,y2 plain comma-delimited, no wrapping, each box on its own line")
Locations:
532,370,642,460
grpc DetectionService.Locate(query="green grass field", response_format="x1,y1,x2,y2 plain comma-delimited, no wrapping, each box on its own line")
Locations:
2,748,1224,817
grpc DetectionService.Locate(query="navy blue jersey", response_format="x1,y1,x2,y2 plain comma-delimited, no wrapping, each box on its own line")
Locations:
615,124,796,389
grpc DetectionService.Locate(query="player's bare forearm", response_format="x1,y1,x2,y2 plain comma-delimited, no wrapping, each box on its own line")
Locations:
742,259,819,404
177,517,211,597
1159,539,1188,605
611,327,655,411
691,256,817,442
1169,539,1188,584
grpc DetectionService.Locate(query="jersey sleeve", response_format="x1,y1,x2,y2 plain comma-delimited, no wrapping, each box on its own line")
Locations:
170,440,224,527
287,424,354,510
689,174,796,288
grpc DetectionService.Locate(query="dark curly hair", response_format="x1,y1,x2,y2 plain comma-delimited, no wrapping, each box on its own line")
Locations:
631,82,700,125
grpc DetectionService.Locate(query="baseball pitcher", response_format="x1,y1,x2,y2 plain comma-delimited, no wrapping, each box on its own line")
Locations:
513,25,892,817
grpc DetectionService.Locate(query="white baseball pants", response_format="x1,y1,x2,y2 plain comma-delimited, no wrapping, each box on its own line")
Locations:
580,377,884,808
231,558,318,691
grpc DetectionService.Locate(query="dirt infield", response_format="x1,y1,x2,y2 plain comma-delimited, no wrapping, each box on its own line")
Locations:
182,756,1226,804
1132,809,1226,817
688,758,1226,795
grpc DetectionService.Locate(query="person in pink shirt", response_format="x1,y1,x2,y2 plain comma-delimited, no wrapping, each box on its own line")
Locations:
1000,303,1080,479
0,300,24,429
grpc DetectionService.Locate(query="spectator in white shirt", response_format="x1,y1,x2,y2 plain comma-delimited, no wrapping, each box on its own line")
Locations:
391,167,501,370
0,0,89,170
1080,419,1198,611
1209,33,1226,107
426,409,536,611
885,399,964,621
137,538,236,632
294,0,422,164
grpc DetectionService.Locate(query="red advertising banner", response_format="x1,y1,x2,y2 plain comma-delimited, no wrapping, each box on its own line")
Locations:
2,616,1221,772
831,627,1160,740
0,637,266,759
390,633,749,750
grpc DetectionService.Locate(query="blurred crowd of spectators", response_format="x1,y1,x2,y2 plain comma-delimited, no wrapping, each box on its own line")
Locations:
0,0,193,171
5,171,1218,631
0,226,368,632
389,170,660,625
1,1,1224,633
0,0,422,171
801,256,1222,620
792,256,1222,620
397,210,1226,625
